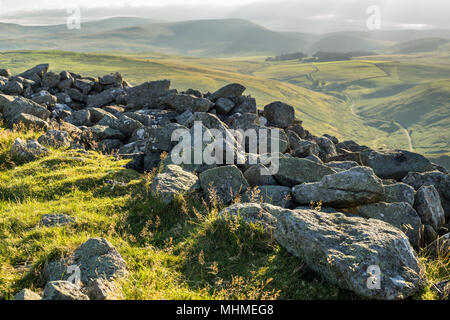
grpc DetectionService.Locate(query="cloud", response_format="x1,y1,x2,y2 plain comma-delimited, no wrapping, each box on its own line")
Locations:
0,0,449,32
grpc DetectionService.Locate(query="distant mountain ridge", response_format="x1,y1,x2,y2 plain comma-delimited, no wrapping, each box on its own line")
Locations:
1,17,450,56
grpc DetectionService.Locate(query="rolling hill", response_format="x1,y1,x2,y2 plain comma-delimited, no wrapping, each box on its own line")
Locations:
386,38,450,54
1,18,450,57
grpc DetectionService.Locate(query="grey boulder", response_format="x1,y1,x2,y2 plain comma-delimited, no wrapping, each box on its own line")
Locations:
292,166,384,208
43,281,89,300
273,158,336,188
150,164,200,204
360,149,433,180
382,183,415,206
10,138,49,163
358,202,422,250
275,207,425,299
403,171,450,219
414,185,445,232
199,165,249,205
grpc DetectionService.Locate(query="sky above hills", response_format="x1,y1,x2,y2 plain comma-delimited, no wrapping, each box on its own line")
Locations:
0,0,449,33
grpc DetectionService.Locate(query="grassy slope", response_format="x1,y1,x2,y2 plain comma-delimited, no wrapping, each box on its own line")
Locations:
248,54,450,165
0,127,447,300
0,50,380,144
0,126,352,300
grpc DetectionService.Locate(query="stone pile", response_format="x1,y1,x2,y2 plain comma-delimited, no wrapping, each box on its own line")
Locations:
3,64,449,300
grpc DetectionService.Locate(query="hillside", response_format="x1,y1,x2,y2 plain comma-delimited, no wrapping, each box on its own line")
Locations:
358,79,450,167
386,38,450,54
1,18,450,57
1,61,448,301
0,19,311,56
0,50,369,142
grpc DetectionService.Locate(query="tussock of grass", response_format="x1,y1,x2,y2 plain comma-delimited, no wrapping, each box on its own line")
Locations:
0,126,448,300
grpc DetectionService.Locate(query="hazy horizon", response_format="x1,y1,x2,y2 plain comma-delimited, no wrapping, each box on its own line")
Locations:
1,0,450,33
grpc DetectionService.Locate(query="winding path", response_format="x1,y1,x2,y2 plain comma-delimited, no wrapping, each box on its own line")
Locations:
345,94,414,152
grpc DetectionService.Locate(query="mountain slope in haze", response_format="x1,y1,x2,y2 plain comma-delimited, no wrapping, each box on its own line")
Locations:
385,38,450,54
2,17,450,57
307,33,390,54
0,19,312,56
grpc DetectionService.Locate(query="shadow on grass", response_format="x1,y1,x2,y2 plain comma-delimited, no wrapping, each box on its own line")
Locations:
177,216,354,300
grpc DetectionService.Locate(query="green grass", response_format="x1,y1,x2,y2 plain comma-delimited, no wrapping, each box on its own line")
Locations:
0,127,448,300
0,126,357,300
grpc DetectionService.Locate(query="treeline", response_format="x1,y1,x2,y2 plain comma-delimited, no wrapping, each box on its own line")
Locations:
266,51,377,63
265,52,307,61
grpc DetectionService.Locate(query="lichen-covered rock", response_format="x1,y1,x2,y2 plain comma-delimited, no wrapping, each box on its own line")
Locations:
42,281,89,300
326,161,360,172
315,136,337,160
10,113,49,130
86,278,122,300
263,101,295,129
38,130,72,148
40,214,75,227
219,202,277,230
215,97,235,115
13,289,41,300
242,185,294,208
424,233,450,258
358,202,422,250
10,138,49,163
243,164,277,187
274,158,336,188
292,166,384,208
274,208,426,299
86,88,121,108
209,83,246,102
199,165,249,205
113,114,144,136
360,149,433,180
4,96,51,121
125,80,171,109
150,164,200,204
414,185,445,232
382,183,415,206
43,238,128,286
30,90,57,106
403,171,450,220
160,93,213,113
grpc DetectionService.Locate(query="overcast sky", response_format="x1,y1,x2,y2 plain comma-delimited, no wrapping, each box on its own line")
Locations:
0,0,449,33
